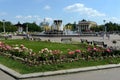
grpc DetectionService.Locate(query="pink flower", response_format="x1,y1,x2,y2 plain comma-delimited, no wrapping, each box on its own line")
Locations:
75,49,81,53
106,48,111,53
68,51,75,55
0,42,4,48
93,47,97,51
0,42,4,45
5,45,12,50
87,47,92,51
52,50,61,55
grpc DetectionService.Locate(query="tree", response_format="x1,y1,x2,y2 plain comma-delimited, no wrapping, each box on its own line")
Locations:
5,21,17,32
90,21,120,32
0,21,17,32
23,22,42,32
73,22,77,31
65,22,77,31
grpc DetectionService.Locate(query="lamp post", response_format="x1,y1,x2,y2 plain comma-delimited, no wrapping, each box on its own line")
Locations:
3,19,6,33
26,24,28,33
103,20,107,35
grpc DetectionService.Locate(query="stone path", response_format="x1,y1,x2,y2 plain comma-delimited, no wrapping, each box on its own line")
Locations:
18,34,119,47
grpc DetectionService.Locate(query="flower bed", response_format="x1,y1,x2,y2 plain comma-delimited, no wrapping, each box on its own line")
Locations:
0,41,120,66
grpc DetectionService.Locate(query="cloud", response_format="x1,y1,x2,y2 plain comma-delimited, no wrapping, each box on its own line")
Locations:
15,15,42,22
15,15,53,21
43,5,51,10
25,15,32,19
15,15,40,19
15,15,33,19
45,17,53,22
15,15,42,24
15,15,23,19
64,3,106,17
15,15,53,24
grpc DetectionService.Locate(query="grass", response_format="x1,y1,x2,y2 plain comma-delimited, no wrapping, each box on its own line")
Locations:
0,39,120,74
0,54,120,74
2,39,87,53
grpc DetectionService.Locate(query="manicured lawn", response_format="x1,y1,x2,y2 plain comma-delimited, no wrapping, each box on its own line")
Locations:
0,39,120,74
2,39,87,53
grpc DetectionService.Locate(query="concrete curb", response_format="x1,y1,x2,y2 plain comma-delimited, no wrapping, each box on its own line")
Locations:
0,64,21,79
0,63,120,79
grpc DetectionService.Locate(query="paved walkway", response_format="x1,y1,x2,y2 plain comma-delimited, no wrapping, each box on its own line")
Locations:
1,67,120,80
22,67,120,80
14,34,119,47
0,70,15,80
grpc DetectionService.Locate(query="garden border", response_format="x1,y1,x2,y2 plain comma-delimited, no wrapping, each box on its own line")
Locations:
0,63,120,79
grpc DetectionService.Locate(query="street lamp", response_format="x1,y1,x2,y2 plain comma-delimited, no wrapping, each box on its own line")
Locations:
3,19,6,33
26,24,28,33
103,20,107,34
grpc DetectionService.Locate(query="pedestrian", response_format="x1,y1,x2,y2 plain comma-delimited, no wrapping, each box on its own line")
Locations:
101,33,104,39
106,33,110,40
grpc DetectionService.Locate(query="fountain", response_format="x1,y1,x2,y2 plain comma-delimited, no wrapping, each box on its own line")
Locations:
44,20,64,36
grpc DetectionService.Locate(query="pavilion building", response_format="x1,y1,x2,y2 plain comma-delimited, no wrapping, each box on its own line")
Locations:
77,19,97,33
14,22,27,33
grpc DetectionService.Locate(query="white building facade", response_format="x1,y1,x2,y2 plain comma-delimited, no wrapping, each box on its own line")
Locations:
77,20,97,33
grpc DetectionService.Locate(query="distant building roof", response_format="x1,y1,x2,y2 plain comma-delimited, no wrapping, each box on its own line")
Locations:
78,19,97,25
14,22,26,27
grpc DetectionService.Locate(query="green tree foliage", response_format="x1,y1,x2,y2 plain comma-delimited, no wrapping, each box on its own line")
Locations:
0,21,3,32
23,22,42,32
0,20,42,32
5,21,17,32
65,22,77,31
73,22,77,31
91,22,120,32
105,22,120,31
0,21,17,32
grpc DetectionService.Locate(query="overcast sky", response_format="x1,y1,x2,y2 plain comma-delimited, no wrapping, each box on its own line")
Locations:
0,0,120,25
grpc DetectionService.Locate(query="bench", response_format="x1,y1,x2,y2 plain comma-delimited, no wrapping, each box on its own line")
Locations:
61,38,72,44
0,35,12,40
24,36,41,41
87,41,93,45
80,39,88,43
23,36,33,40
80,39,92,44
33,37,41,41
93,41,107,48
